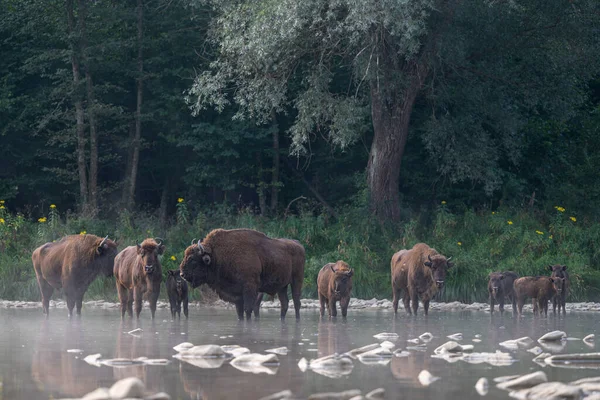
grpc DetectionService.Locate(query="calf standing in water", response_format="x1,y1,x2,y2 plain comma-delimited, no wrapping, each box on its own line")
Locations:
114,238,165,319
167,270,189,319
549,264,569,314
487,271,518,314
514,276,560,317
317,260,353,317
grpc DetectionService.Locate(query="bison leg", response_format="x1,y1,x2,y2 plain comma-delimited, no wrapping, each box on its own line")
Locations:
66,296,76,318
235,300,244,320
511,296,517,315
489,293,495,314
76,294,84,316
318,293,326,317
183,297,188,319
532,298,538,316
561,294,566,314
148,292,159,320
36,277,54,316
498,295,505,314
116,283,129,319
243,286,258,320
392,288,401,314
328,298,337,317
278,287,289,320
423,299,431,316
340,296,350,318
127,290,134,318
253,293,264,318
134,287,143,319
402,291,411,315
517,297,525,316
291,277,302,320
409,288,419,316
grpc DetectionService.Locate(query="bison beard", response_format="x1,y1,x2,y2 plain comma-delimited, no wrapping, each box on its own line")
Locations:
179,229,305,320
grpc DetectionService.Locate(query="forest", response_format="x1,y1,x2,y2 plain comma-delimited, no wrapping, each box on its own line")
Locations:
1,0,600,302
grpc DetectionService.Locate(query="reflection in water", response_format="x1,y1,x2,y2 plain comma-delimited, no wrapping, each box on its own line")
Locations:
317,319,351,358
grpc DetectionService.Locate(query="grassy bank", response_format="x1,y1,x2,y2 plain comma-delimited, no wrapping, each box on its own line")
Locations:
0,200,599,303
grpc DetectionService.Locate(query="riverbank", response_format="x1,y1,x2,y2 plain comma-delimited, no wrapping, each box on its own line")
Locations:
2,298,600,313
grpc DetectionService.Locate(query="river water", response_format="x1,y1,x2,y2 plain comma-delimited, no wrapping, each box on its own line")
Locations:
0,307,598,399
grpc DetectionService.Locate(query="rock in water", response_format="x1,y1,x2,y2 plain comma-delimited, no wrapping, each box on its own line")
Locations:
545,352,600,368
230,353,280,374
509,382,582,400
345,344,381,358
309,354,354,378
379,341,395,349
146,393,171,400
434,341,473,354
419,332,433,342
527,346,543,355
83,353,102,367
173,342,194,352
418,370,439,386
407,338,420,344
108,377,145,399
365,388,385,399
258,390,294,400
584,334,595,343
179,345,227,358
373,332,398,340
220,345,250,357
298,358,309,372
475,378,489,396
447,333,463,341
496,371,547,390
308,390,362,400
538,330,566,342
265,347,288,355
80,387,111,400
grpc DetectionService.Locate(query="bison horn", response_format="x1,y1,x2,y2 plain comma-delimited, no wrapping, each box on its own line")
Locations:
197,240,205,254
154,237,163,246
428,254,433,262
99,235,109,248
191,238,197,246
446,256,452,262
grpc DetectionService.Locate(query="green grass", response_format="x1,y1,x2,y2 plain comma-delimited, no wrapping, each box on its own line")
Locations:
0,201,599,303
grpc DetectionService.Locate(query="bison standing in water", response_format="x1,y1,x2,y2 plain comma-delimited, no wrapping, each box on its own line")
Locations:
114,238,165,319
549,264,569,314
401,243,453,316
317,260,354,318
514,276,560,316
32,234,117,317
390,249,410,314
487,271,518,314
179,228,305,320
166,269,189,319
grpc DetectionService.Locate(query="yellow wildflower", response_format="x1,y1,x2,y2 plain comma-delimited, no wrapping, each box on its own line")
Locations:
38,217,47,223
177,198,184,203
554,206,565,213
549,235,553,239
536,230,544,235
0,200,4,204
457,242,462,246
0,218,4,224
80,231,87,235
50,204,56,209
170,255,177,261
492,211,496,215
570,216,576,222
507,220,513,225
0,205,4,209
441,201,447,205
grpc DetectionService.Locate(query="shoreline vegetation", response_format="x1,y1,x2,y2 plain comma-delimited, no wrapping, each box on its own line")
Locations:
1,201,599,303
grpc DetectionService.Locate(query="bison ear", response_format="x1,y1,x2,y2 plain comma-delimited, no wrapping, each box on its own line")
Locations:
447,261,454,269
157,244,166,255
347,269,354,278
562,265,567,271
549,277,554,283
202,254,211,266
330,264,336,273
168,270,176,276
424,261,432,268
499,274,504,280
548,265,553,271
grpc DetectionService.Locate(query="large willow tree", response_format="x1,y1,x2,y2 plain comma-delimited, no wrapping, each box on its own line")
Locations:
187,0,599,221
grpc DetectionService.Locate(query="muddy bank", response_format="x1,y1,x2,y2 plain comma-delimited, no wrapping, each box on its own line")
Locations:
2,298,600,312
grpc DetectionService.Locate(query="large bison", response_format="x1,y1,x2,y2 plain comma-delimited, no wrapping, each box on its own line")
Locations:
398,243,453,316
487,271,518,314
514,276,560,316
549,264,569,314
113,238,164,319
390,249,410,314
317,260,354,318
32,234,117,317
179,228,305,320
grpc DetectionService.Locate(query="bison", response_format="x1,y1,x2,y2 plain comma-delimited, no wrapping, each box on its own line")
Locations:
402,243,454,316
317,260,354,318
513,276,560,316
390,249,410,314
113,238,164,319
487,271,518,314
166,269,189,319
32,234,117,317
179,228,305,320
549,264,569,314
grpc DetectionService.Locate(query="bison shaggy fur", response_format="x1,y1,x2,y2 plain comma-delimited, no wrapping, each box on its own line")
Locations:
403,243,453,316
32,234,117,317
514,276,560,317
113,238,164,319
548,264,569,314
487,271,518,314
166,269,189,319
317,260,354,317
179,228,305,320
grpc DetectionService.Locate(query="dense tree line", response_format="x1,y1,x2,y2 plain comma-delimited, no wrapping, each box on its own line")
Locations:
1,0,599,223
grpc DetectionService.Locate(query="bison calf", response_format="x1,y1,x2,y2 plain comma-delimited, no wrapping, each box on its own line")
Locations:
317,261,354,318
488,271,518,314
514,276,560,317
114,238,165,319
549,264,569,314
166,270,189,319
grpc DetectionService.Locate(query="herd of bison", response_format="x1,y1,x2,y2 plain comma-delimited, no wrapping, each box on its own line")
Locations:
30,228,570,320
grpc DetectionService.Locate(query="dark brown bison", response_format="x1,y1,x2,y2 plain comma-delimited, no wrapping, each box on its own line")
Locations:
487,271,518,314
166,269,189,319
113,238,164,319
390,249,410,314
32,234,117,317
179,228,305,320
317,260,354,318
549,264,570,314
514,276,560,316
403,243,454,316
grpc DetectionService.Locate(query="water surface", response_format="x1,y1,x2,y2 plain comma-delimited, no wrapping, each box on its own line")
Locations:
0,307,598,399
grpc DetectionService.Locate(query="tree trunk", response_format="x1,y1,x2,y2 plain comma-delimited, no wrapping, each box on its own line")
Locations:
125,0,144,210
66,0,88,212
256,153,267,216
159,176,169,228
78,0,98,217
270,111,279,215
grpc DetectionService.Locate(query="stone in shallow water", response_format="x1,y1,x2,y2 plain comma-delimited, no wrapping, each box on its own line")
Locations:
461,351,515,366
108,377,145,399
538,340,566,353
538,330,567,342
345,344,380,358
434,341,473,354
365,388,385,399
230,353,280,375
357,347,393,361
81,387,111,400
265,346,288,355
173,354,226,369
584,334,595,343
494,375,521,383
475,377,489,396
258,390,293,400
407,338,420,344
447,333,463,341
527,346,543,355
418,370,439,386
499,337,534,350
373,332,398,340
308,389,362,400
146,392,172,400
508,382,582,400
379,341,395,349
496,371,547,390
221,345,250,357
419,332,433,342
67,349,83,353
173,342,194,352
309,354,354,378
532,352,551,364
179,344,227,358
545,352,600,368
83,353,102,367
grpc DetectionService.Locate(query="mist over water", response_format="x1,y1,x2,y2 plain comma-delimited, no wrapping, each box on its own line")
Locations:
0,308,598,400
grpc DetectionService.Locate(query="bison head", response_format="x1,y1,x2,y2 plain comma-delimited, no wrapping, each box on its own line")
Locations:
179,240,213,288
550,276,565,295
96,235,118,277
330,261,353,296
424,254,453,289
136,238,165,275
548,264,567,279
488,272,504,298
